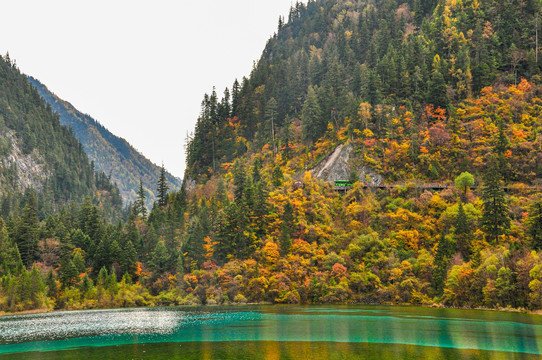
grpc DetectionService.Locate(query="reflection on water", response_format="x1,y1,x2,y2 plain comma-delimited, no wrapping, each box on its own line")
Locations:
0,305,541,359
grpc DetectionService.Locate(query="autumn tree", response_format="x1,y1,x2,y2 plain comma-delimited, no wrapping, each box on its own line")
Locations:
455,172,474,202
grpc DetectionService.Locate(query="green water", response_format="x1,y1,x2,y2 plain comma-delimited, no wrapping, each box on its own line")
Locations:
1,305,541,359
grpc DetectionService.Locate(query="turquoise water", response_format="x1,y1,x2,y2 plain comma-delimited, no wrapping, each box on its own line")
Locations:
1,305,542,359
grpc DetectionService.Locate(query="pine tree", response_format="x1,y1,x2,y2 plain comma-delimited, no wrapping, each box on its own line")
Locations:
265,97,278,156
427,55,448,108
272,165,284,187
135,180,147,217
78,197,104,252
232,160,246,203
16,190,40,266
252,181,269,239
73,252,86,274
182,219,206,270
527,198,542,250
0,219,23,275
279,201,295,255
481,156,510,244
215,178,229,206
151,240,169,273
494,119,511,183
46,269,58,299
120,240,137,276
80,274,94,295
157,164,169,208
454,203,471,260
59,257,78,288
432,233,455,294
302,85,323,142
97,267,108,286
231,79,240,117
29,264,45,307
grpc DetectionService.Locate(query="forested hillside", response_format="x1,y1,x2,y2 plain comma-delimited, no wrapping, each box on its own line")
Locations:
28,77,182,207
0,54,122,220
187,0,541,179
3,0,542,313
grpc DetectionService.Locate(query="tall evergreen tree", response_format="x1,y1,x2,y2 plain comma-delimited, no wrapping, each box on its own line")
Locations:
157,164,169,208
527,198,542,250
0,218,23,275
182,219,206,270
454,203,472,260
16,191,40,266
279,201,295,255
432,233,455,294
151,240,169,273
265,97,278,156
232,160,246,203
302,85,324,142
135,180,147,217
427,55,448,108
494,119,511,183
481,156,510,244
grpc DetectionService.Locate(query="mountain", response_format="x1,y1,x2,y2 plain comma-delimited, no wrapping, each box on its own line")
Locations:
173,0,542,309
27,77,182,207
187,0,541,180
0,54,122,220
5,0,542,314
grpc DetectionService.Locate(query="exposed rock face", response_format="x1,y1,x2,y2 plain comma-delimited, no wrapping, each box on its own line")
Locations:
310,143,382,185
311,144,352,181
28,76,182,207
0,130,48,193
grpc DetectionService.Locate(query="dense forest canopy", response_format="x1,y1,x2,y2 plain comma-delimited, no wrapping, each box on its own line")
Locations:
187,0,541,179
4,0,542,313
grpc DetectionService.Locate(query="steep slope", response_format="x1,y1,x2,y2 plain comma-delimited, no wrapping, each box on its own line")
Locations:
164,0,542,310
186,0,541,179
0,54,122,219
27,77,182,207
4,0,542,313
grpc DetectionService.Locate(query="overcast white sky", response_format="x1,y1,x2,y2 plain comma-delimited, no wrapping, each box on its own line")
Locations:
0,0,298,178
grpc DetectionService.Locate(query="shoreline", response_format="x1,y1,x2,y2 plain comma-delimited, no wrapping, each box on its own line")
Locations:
1,302,541,317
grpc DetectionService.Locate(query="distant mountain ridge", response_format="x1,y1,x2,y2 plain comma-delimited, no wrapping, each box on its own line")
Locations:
28,77,182,206
0,55,122,220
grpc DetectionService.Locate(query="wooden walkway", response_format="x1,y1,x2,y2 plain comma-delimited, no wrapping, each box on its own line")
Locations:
334,183,540,192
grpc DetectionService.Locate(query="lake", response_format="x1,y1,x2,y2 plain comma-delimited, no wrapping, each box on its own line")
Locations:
1,305,541,359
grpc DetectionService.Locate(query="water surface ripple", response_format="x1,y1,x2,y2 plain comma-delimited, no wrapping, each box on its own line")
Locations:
1,305,541,356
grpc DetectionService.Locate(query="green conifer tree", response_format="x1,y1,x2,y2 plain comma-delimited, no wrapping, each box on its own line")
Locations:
527,198,542,250
279,201,295,255
454,203,471,260
432,233,455,294
157,164,169,208
481,156,510,244
136,180,147,217
151,240,169,273
232,160,246,203
302,85,323,142
16,190,40,266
